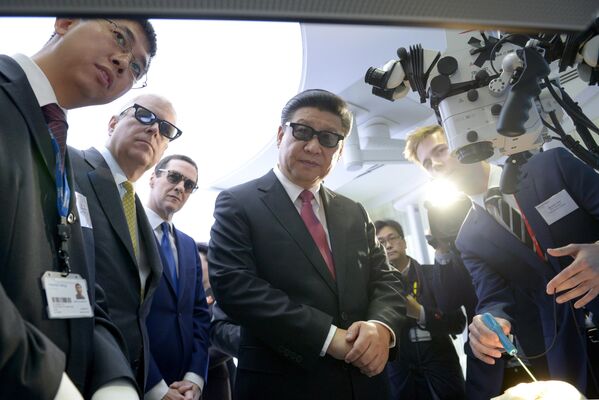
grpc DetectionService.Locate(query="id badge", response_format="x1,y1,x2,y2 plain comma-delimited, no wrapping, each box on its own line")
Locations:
41,271,93,319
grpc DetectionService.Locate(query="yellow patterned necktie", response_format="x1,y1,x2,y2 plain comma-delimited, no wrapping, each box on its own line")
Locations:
122,181,138,258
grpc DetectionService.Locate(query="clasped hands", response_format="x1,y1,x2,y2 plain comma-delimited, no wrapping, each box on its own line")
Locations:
162,380,200,400
326,321,391,377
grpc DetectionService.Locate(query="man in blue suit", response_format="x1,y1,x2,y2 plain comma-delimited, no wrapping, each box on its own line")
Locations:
405,125,598,396
144,155,211,400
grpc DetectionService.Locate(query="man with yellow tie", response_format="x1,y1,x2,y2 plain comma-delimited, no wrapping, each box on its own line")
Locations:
70,93,183,393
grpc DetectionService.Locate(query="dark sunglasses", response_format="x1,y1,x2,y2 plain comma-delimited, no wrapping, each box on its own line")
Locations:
284,122,344,148
121,104,182,141
158,169,198,193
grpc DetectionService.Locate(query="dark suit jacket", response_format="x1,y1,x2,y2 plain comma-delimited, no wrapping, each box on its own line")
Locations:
0,55,134,399
432,248,547,399
387,257,466,400
145,226,211,390
208,170,406,400
456,148,599,393
70,146,163,390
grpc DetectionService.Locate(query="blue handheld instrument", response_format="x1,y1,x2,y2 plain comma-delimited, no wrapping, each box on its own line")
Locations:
481,312,537,382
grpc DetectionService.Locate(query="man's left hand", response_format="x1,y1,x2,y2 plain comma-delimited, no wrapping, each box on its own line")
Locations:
170,380,201,400
344,321,391,377
546,243,599,308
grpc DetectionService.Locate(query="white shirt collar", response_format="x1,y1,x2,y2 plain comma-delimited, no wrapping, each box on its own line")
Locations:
145,207,168,231
11,53,65,113
273,165,322,206
470,163,502,209
98,146,130,187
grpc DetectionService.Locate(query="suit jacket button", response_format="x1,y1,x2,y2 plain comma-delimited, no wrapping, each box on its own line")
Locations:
341,312,348,321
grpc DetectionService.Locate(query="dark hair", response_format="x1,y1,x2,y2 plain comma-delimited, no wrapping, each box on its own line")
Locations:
196,242,208,254
154,154,198,175
374,219,404,238
280,89,353,135
132,18,157,60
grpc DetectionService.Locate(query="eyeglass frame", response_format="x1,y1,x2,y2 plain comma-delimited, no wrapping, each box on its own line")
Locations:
120,103,183,141
283,122,345,148
157,169,199,193
103,18,149,89
377,234,404,247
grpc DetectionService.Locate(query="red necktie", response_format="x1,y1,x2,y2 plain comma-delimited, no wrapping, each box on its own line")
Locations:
41,103,68,170
299,190,336,279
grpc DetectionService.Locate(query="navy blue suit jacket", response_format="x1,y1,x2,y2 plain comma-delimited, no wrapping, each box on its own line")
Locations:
146,225,211,390
456,148,599,393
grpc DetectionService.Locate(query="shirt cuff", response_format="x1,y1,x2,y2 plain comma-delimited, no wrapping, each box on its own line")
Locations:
144,379,168,400
368,320,396,348
183,372,205,392
53,373,84,400
434,250,452,265
321,325,337,356
92,379,139,400
418,305,426,327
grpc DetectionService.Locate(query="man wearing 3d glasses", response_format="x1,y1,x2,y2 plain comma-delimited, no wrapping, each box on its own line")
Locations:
143,155,211,400
70,93,183,393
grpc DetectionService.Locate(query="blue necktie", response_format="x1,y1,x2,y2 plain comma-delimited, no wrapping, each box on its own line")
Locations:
160,222,178,294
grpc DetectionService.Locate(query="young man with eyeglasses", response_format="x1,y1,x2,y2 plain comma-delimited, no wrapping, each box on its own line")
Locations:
208,89,406,400
142,155,211,400
0,17,156,400
70,93,183,394
374,219,466,400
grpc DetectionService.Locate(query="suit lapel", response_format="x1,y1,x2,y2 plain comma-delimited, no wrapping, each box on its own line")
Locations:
259,171,337,294
137,196,163,301
320,187,347,293
84,148,137,265
471,204,552,279
174,228,189,302
515,179,562,275
0,56,56,183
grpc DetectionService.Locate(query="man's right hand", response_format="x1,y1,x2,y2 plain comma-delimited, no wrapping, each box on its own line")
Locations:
326,328,352,360
468,314,511,364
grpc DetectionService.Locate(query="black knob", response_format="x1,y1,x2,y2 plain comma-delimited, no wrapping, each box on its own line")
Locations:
437,56,458,76
467,89,479,102
475,69,490,83
491,103,502,116
430,75,452,98
466,130,478,143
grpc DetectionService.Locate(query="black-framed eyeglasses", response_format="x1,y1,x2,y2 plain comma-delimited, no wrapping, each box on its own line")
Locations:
103,19,148,89
284,122,345,148
121,104,183,141
158,169,198,193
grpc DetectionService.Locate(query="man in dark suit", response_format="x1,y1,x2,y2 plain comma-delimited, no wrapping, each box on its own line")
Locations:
198,242,240,400
0,18,156,399
209,89,406,400
71,93,182,393
406,125,596,395
375,219,466,400
144,155,211,400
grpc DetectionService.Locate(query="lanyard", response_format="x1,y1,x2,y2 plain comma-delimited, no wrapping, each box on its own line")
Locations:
515,199,545,261
51,136,72,275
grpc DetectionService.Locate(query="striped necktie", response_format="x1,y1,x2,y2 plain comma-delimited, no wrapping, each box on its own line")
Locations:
41,103,68,170
122,181,138,258
484,187,535,252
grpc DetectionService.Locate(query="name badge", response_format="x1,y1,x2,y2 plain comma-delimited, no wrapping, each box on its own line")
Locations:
41,271,93,319
75,192,93,229
535,189,579,225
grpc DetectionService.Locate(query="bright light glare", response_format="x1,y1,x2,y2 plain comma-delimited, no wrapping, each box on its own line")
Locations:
424,178,463,208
